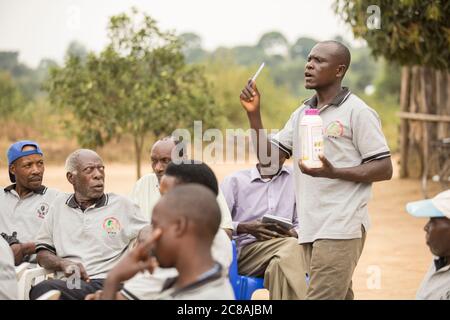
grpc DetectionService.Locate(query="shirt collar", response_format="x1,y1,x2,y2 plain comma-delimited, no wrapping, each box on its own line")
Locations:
4,184,47,195
250,165,289,182
66,193,108,210
434,257,450,272
303,87,351,109
161,263,223,296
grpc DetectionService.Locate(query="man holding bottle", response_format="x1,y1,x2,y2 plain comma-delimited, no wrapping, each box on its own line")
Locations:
239,40,393,299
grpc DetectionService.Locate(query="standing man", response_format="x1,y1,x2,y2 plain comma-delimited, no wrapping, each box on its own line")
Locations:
0,140,60,265
239,40,393,299
29,149,147,300
221,159,306,300
130,136,233,238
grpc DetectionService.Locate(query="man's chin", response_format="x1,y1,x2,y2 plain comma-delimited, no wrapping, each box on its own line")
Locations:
28,181,43,190
304,83,315,90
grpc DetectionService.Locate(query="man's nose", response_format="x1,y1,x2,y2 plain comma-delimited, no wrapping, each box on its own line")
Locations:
155,161,164,172
30,164,41,175
93,168,104,179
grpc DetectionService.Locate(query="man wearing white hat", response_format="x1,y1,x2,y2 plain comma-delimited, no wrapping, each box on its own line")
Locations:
406,190,450,300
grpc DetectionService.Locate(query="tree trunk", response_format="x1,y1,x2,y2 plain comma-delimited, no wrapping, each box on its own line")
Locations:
134,135,144,180
399,66,450,178
399,66,410,178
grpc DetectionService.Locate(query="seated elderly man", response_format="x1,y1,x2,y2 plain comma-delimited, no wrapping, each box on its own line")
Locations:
407,190,450,300
29,149,148,300
0,140,60,265
130,136,233,238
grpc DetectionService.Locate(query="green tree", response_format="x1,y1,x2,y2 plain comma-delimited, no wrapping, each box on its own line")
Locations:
0,71,24,118
257,31,290,58
335,0,450,178
47,8,219,178
290,37,317,60
179,32,208,63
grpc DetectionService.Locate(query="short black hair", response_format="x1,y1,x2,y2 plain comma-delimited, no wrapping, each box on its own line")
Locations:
320,40,351,72
161,184,221,239
164,160,218,196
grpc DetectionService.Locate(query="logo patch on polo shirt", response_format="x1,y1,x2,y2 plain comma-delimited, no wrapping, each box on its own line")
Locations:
103,217,121,235
325,121,344,138
37,203,49,219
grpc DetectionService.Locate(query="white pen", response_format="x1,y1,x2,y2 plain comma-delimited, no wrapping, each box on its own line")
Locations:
251,62,265,82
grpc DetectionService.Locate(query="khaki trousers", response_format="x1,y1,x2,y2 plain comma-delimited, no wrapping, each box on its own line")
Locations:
238,237,307,300
302,227,366,300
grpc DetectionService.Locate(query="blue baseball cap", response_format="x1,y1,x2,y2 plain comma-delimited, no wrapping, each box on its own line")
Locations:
7,140,43,183
406,190,450,219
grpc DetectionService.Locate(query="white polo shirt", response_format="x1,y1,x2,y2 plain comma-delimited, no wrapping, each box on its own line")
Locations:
271,88,391,243
0,185,60,243
416,258,450,300
130,173,234,230
0,237,17,300
35,192,148,279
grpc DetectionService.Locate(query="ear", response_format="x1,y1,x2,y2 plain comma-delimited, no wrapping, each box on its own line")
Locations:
9,164,16,176
336,64,347,78
66,172,75,185
174,216,188,238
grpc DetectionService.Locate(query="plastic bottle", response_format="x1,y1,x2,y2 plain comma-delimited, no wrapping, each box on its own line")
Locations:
300,108,324,168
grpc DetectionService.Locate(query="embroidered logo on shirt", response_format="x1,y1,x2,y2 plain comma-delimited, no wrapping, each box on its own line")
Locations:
103,217,121,235
37,203,49,219
325,121,344,138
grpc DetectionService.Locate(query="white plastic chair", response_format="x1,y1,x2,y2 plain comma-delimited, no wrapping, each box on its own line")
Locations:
17,266,55,300
36,290,61,300
15,262,31,281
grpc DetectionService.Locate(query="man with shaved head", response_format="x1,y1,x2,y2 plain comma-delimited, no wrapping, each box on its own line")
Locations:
98,184,235,300
29,149,148,300
240,40,392,299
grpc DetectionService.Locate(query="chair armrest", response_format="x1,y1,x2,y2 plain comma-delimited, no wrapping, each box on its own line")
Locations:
18,266,55,300
15,262,31,281
36,289,61,300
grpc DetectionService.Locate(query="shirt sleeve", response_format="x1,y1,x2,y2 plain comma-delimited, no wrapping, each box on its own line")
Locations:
34,205,56,255
217,189,233,231
125,201,150,241
219,176,239,233
270,108,301,159
352,106,391,163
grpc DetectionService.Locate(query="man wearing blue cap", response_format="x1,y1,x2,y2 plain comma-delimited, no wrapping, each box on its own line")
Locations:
0,140,60,265
406,190,450,300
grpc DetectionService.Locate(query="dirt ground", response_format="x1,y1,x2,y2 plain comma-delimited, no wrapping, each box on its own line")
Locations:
0,158,441,300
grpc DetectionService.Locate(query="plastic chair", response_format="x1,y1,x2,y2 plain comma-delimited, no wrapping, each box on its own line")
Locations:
36,290,61,300
15,262,31,281
229,240,265,300
17,266,55,300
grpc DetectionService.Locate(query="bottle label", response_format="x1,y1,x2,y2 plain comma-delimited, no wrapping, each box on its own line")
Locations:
300,125,323,162
311,126,324,161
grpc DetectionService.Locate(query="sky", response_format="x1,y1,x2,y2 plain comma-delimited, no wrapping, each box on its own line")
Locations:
0,0,361,68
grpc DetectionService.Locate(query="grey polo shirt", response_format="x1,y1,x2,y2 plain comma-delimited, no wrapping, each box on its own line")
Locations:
0,237,17,300
271,88,391,243
416,258,450,300
154,263,235,300
35,192,148,279
0,185,60,243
